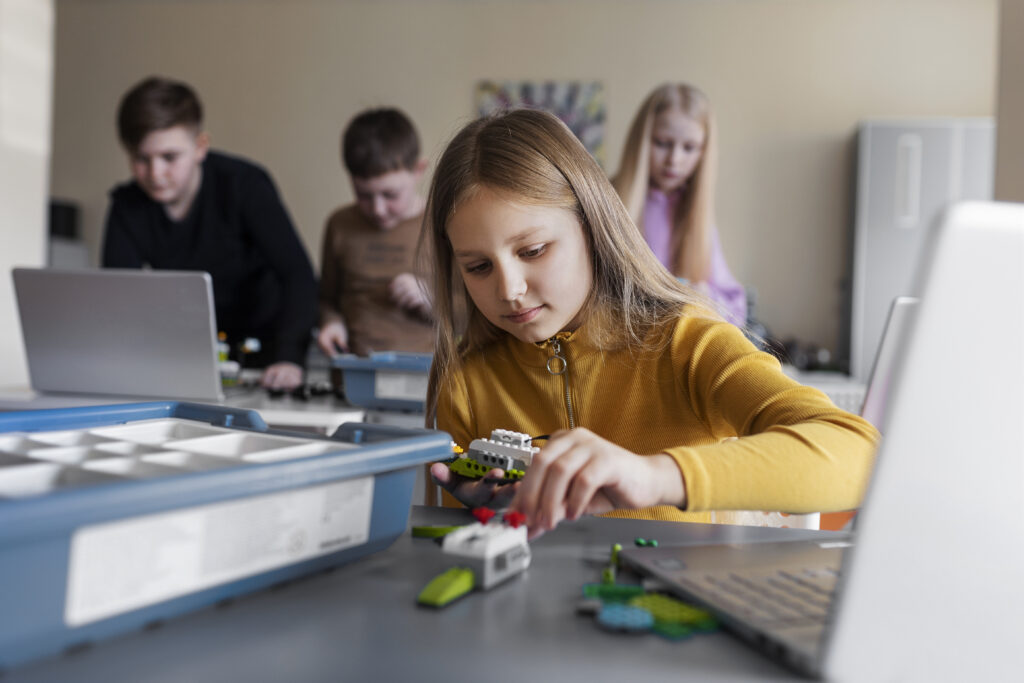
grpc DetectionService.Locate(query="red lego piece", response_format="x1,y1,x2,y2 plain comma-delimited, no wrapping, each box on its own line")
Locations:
471,507,496,524
503,511,526,528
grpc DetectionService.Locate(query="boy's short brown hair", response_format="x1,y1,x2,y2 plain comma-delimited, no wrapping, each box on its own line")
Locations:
342,108,420,179
117,76,203,151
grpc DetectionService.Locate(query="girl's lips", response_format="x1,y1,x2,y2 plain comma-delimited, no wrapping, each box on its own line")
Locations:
504,306,543,324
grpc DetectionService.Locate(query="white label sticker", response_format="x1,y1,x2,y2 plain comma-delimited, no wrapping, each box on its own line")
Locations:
374,371,428,401
65,477,374,626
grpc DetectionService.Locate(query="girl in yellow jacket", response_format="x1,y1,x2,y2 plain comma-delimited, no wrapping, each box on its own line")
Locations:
423,108,877,537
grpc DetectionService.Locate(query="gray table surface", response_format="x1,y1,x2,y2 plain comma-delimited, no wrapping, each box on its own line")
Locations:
6,507,834,683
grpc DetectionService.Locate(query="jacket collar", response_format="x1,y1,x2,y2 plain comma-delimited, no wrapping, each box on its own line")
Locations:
499,326,602,368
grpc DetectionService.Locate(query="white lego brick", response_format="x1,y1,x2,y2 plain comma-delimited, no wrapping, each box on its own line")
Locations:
441,522,531,589
467,431,539,471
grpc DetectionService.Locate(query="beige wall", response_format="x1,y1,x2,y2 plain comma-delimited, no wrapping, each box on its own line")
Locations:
50,0,997,353
996,0,1024,200
1,0,52,386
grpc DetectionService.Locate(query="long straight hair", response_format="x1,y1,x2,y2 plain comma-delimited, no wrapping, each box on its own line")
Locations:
612,83,717,283
421,108,716,422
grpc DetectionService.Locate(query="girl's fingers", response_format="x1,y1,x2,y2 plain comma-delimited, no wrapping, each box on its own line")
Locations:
565,456,610,520
489,480,519,508
582,489,616,517
429,462,453,487
535,447,592,531
513,432,576,526
429,463,507,508
514,429,655,530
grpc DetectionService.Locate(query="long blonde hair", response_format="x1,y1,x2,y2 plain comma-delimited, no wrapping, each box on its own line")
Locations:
422,108,715,422
613,83,717,283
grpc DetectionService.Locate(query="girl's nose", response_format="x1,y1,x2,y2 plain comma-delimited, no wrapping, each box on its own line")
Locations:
496,264,526,302
372,195,387,218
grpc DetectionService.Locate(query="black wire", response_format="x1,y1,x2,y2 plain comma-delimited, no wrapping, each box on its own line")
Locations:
531,434,551,441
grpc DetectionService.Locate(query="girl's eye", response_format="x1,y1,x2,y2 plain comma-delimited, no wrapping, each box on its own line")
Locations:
463,261,491,275
521,244,546,259
653,138,671,149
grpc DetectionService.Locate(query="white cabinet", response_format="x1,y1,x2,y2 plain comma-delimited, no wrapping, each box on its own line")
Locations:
848,119,994,381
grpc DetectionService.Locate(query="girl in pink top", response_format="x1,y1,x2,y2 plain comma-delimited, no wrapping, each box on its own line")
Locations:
613,83,747,326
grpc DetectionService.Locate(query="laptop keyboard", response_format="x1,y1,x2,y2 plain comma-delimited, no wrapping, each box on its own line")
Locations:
677,567,837,628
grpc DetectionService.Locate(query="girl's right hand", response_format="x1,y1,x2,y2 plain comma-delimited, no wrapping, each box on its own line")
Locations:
429,462,519,509
511,428,685,538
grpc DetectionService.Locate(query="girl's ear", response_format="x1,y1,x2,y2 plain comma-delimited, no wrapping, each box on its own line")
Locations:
413,158,428,179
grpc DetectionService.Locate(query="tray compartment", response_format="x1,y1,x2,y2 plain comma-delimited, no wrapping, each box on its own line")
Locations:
24,446,125,465
241,442,336,463
82,458,186,479
0,463,125,497
0,435,55,454
90,419,228,445
0,453,34,467
166,432,314,457
142,452,241,471
90,442,160,457
26,430,110,448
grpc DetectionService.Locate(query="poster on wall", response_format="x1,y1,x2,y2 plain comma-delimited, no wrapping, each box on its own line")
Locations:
475,80,606,167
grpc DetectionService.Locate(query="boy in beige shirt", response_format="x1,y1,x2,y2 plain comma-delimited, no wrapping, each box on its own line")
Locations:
318,108,433,357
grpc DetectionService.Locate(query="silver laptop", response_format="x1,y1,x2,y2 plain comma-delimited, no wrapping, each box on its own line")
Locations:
622,202,1023,681
13,268,224,401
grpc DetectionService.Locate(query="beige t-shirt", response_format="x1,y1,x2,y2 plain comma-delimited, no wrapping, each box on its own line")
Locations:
318,205,433,356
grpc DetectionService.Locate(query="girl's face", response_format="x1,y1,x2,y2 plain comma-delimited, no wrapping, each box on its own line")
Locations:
447,186,593,344
648,107,706,194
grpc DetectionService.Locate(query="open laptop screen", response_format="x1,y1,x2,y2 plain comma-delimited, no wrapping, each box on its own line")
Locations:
13,268,223,401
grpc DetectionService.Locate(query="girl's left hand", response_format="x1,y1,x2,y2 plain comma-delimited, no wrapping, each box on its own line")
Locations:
429,462,519,510
511,428,685,538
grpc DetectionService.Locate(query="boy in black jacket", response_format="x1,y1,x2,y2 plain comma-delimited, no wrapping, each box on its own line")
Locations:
103,76,316,390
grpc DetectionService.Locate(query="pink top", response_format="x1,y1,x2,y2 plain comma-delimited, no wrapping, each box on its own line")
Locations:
644,188,747,325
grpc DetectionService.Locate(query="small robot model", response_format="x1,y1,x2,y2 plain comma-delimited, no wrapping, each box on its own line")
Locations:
416,510,531,607
448,429,539,481
440,520,532,589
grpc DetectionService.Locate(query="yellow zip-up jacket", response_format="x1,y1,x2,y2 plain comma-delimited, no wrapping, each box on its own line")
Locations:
436,313,879,523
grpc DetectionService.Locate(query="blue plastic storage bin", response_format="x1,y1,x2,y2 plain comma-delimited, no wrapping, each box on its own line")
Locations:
332,352,432,412
0,402,450,670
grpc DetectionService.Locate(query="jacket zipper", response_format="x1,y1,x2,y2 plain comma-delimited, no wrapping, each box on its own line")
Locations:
546,337,575,429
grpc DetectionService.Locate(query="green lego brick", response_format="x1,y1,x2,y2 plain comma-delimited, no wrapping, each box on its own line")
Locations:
628,593,718,630
411,525,463,539
417,567,476,608
448,457,524,481
581,583,646,602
